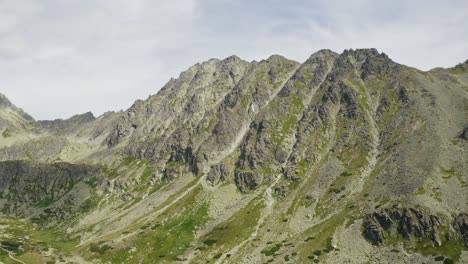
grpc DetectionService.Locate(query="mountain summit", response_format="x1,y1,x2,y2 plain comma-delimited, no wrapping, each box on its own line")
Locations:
0,49,467,263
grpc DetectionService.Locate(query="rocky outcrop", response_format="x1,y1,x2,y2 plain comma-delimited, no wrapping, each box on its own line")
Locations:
206,163,231,183
105,100,149,147
461,126,468,140
235,171,263,191
454,213,468,247
362,207,466,248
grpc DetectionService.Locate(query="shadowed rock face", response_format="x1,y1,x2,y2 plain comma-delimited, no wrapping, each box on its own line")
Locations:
0,160,99,215
363,207,443,245
461,127,468,140
454,213,468,247
363,208,468,248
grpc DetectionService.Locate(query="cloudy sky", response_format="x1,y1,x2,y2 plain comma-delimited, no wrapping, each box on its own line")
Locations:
1,0,467,120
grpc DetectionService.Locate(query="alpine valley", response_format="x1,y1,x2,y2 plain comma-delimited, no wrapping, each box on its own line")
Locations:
0,49,466,264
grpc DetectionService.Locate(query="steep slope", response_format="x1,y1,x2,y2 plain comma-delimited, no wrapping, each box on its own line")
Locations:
0,50,466,264
0,93,36,146
0,93,34,130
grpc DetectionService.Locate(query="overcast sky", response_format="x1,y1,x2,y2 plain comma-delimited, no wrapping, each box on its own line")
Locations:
1,0,467,120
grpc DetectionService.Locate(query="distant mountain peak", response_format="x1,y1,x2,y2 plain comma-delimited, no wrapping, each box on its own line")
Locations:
0,92,13,108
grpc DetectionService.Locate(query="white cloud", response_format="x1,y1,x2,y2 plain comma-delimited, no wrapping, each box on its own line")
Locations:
0,0,467,119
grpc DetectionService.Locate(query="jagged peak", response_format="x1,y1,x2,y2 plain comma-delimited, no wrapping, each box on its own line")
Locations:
222,55,243,63
342,48,379,56
340,48,391,61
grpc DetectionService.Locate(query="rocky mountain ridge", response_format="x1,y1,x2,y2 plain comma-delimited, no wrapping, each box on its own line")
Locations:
0,48,466,263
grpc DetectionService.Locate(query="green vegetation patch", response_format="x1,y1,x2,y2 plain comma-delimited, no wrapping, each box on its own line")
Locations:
90,243,112,255
297,209,352,262
0,216,79,261
261,243,283,256
192,199,264,261
380,219,465,262
440,167,456,179
140,165,155,182
92,184,209,263
1,128,12,138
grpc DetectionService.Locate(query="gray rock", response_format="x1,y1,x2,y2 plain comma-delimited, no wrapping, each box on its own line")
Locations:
454,213,468,247
363,219,386,245
207,163,231,183
275,147,288,163
460,126,468,140
235,171,262,192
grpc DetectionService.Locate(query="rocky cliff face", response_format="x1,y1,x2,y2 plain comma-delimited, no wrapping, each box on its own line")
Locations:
363,207,466,247
0,160,99,219
0,49,466,263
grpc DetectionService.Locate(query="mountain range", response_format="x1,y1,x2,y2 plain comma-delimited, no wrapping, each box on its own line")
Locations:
0,48,467,264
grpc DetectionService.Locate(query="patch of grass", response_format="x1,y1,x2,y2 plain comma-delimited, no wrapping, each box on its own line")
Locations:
0,217,79,259
79,194,102,213
0,249,20,264
146,204,209,261
140,165,155,182
440,167,455,179
411,236,464,262
28,229,79,253
296,209,350,262
340,171,353,177
90,243,112,255
192,200,264,261
261,243,282,256
36,197,56,208
93,186,209,263
201,116,218,133
382,222,465,263
102,166,118,178
122,197,143,210
413,187,426,196
84,176,98,187
1,128,12,138
121,156,138,167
